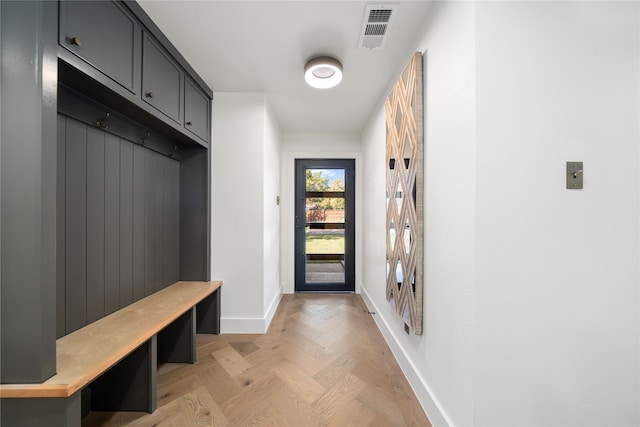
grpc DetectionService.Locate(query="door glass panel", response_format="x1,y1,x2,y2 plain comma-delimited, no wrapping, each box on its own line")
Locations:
305,169,345,283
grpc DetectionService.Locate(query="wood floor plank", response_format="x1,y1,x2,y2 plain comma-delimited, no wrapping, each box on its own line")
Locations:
351,359,396,394
243,345,285,369
268,381,328,427
274,360,327,404
251,333,283,352
279,342,326,377
157,353,217,386
357,385,407,427
312,372,366,418
81,294,430,427
212,345,252,377
319,331,359,361
198,359,243,404
124,399,183,426
219,373,286,421
327,399,379,427
226,398,290,427
349,342,391,374
387,372,433,426
280,328,328,361
287,310,318,326
195,336,229,358
178,385,229,426
234,359,286,390
228,341,260,356
312,352,360,389
281,318,324,341
315,323,353,347
157,373,203,407
370,415,399,427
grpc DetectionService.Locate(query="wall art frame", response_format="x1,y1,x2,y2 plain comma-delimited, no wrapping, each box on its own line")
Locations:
385,52,424,335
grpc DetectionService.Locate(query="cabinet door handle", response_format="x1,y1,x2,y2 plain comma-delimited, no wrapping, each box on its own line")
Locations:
70,37,82,46
145,92,154,98
186,121,192,126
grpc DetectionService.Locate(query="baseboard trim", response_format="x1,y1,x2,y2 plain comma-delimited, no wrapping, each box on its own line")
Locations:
264,290,282,330
221,290,282,334
220,316,266,334
359,285,451,427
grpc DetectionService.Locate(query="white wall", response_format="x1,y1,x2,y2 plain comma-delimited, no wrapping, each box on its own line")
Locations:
280,133,362,294
361,2,476,425
211,92,282,333
474,2,639,425
263,101,282,324
361,1,639,426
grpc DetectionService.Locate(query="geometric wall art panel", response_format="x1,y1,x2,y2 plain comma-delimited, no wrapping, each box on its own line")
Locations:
385,52,423,335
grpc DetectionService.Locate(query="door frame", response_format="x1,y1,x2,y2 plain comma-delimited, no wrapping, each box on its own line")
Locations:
294,158,355,292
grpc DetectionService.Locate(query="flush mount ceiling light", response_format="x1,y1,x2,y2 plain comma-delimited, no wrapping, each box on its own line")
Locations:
304,56,343,89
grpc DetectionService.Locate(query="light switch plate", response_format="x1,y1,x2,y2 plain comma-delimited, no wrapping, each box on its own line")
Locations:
566,161,583,189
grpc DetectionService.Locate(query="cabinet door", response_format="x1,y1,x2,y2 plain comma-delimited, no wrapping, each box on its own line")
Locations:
142,34,182,124
59,1,139,94
184,78,210,142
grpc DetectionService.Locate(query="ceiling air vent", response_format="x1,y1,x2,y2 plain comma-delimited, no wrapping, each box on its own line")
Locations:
358,4,397,49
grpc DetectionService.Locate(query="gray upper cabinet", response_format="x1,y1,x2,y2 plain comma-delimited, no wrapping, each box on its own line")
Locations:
142,34,182,124
59,1,140,94
184,77,210,142
58,1,211,147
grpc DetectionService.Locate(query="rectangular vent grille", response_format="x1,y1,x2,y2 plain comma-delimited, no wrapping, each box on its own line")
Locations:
365,23,387,36
368,9,392,23
358,5,397,49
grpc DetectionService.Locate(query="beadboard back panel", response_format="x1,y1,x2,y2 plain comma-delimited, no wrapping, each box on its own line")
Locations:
58,114,180,336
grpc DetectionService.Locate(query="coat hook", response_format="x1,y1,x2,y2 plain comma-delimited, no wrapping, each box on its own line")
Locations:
139,132,150,146
96,112,110,130
168,145,179,159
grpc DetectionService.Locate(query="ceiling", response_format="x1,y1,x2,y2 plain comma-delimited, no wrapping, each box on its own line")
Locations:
137,1,433,134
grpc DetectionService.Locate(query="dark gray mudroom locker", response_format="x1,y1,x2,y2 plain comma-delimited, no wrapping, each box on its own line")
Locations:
1,1,213,424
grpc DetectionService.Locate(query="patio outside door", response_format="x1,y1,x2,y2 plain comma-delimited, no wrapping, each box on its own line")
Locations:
295,159,355,292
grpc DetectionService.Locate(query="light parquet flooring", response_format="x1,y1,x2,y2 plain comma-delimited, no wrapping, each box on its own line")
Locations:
82,293,431,427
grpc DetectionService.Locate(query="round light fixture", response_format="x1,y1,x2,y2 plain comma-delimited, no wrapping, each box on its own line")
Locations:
304,56,343,89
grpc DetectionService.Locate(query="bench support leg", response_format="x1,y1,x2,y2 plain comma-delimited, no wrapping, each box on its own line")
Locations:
158,307,196,363
90,335,157,413
0,392,81,427
196,289,220,334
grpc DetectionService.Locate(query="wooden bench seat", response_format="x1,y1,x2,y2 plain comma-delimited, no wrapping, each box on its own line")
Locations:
0,280,222,426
